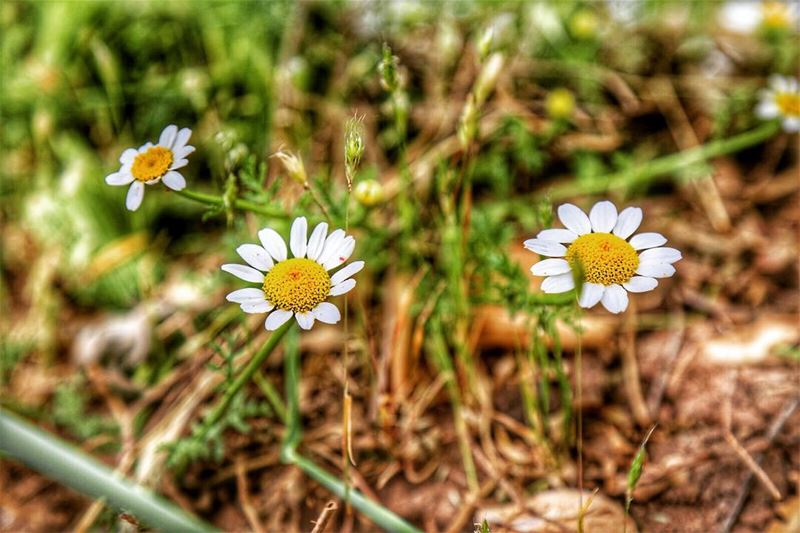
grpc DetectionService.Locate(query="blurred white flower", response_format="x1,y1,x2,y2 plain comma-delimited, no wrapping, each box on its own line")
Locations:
756,75,800,132
525,201,681,314
222,217,364,330
718,1,797,33
104,124,195,211
606,0,642,25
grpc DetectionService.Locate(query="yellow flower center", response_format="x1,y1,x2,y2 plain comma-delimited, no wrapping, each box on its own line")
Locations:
262,258,330,314
775,92,800,117
761,1,791,29
566,233,639,286
131,146,173,182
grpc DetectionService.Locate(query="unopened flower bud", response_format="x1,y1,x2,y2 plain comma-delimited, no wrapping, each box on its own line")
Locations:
458,95,479,148
379,43,400,93
271,149,307,186
354,179,384,207
474,53,504,105
569,9,599,39
345,116,366,180
546,88,576,120
477,27,494,60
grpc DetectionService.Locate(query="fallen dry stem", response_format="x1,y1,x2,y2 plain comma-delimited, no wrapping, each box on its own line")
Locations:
236,456,266,533
310,501,338,533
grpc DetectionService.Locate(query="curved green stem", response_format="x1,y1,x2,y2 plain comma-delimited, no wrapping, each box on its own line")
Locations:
0,410,216,532
196,320,293,440
548,120,782,200
279,328,422,533
175,188,288,218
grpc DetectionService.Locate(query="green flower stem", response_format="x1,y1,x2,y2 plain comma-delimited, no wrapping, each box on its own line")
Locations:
197,320,293,440
282,448,423,533
279,330,422,533
0,409,216,532
175,188,288,218
548,120,782,200
281,326,302,453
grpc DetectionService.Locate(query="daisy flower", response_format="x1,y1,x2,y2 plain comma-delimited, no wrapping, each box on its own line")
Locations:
756,75,800,133
104,125,195,211
718,1,797,34
222,217,363,331
525,201,681,314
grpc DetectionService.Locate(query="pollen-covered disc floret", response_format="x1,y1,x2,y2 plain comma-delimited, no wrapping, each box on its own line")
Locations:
104,124,195,211
262,258,331,314
566,233,639,286
222,216,364,331
524,200,681,314
756,75,800,133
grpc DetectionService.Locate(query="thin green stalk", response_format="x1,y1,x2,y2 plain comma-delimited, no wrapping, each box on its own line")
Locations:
278,329,422,533
253,370,287,423
197,320,293,441
283,448,423,533
175,188,288,218
281,326,302,454
548,120,781,200
0,410,216,532
428,321,479,494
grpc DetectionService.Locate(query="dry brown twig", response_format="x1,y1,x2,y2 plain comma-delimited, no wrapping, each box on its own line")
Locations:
310,501,338,533
235,456,266,533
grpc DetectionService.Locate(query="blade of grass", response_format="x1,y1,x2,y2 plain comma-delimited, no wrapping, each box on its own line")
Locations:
0,409,216,532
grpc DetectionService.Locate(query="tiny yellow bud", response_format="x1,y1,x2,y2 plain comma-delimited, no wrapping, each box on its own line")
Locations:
546,88,576,120
271,149,307,186
354,179,384,207
569,9,599,39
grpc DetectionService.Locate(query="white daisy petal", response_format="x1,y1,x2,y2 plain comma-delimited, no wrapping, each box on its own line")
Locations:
623,276,658,293
331,260,365,286
265,309,293,331
600,284,628,314
636,263,676,278
638,247,682,264
290,217,308,258
120,148,138,164
172,128,192,150
613,207,643,239
221,264,265,283
756,100,779,119
322,236,355,270
258,228,288,262
540,272,575,293
126,181,145,211
530,258,572,276
589,200,618,233
241,300,274,314
783,117,800,132
237,244,273,271
537,229,578,243
311,302,341,324
523,239,567,257
329,278,356,296
170,158,189,170
306,222,329,261
162,171,186,191
629,232,667,250
558,203,592,235
226,288,266,303
159,125,178,148
295,312,315,330
174,145,196,160
316,229,345,266
578,282,605,308
105,172,134,186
